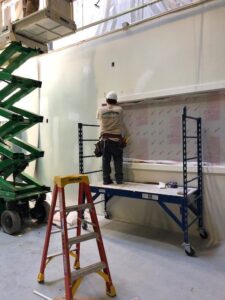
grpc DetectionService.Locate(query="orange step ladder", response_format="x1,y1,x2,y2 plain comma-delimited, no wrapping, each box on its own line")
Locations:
37,174,116,300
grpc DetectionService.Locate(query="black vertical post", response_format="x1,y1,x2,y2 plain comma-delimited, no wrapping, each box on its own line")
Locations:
78,123,86,228
182,107,189,244
197,118,203,228
78,123,84,174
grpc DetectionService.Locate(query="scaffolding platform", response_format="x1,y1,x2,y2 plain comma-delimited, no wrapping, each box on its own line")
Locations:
78,108,208,256
90,181,197,201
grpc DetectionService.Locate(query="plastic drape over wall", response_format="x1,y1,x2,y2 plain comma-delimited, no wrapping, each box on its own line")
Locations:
74,0,200,30
54,0,201,48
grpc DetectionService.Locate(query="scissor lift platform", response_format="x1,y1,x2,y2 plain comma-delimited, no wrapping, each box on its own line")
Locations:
0,0,76,52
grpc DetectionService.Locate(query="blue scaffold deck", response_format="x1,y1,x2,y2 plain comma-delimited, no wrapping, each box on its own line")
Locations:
89,181,204,256
90,181,197,204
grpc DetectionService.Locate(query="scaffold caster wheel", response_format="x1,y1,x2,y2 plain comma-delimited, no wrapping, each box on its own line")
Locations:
104,211,111,219
184,244,196,257
199,228,208,239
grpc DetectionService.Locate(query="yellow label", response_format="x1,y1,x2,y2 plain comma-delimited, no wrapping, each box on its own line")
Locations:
54,174,89,187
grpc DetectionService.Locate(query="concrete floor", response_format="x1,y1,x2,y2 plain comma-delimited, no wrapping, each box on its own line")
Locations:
0,217,225,300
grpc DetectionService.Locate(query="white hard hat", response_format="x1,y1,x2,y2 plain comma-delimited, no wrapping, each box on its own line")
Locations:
106,91,118,101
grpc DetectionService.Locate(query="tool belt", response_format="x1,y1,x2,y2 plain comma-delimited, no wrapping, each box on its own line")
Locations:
101,133,127,148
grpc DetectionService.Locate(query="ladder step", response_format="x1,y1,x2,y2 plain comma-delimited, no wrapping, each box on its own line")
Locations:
71,262,106,280
65,203,93,213
68,232,98,246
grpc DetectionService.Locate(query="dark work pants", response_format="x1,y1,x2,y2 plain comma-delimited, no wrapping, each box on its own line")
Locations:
102,139,123,183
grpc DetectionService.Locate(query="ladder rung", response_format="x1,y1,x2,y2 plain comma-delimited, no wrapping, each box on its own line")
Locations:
47,251,62,259
51,226,77,234
71,262,106,280
82,139,98,141
186,156,198,161
47,248,77,259
186,116,199,120
79,123,99,127
68,232,98,246
66,203,93,213
82,170,102,174
187,176,199,183
186,136,197,139
93,200,105,205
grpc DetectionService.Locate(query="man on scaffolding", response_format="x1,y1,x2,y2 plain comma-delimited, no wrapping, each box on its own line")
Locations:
97,91,126,185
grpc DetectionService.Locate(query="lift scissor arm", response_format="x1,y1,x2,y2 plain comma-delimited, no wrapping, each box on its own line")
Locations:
0,0,76,234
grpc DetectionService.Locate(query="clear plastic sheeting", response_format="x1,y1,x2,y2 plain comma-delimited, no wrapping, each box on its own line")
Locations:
53,0,201,49
74,0,199,29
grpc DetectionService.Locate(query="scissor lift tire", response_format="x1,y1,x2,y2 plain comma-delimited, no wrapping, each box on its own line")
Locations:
1,210,22,234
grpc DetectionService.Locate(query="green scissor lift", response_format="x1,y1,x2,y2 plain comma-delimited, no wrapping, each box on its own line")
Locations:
0,42,50,234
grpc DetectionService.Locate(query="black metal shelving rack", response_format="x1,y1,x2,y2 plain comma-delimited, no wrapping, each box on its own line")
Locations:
78,123,101,175
182,107,208,255
78,122,102,229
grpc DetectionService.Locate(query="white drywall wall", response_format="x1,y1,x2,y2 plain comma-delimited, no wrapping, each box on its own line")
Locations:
36,46,102,197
